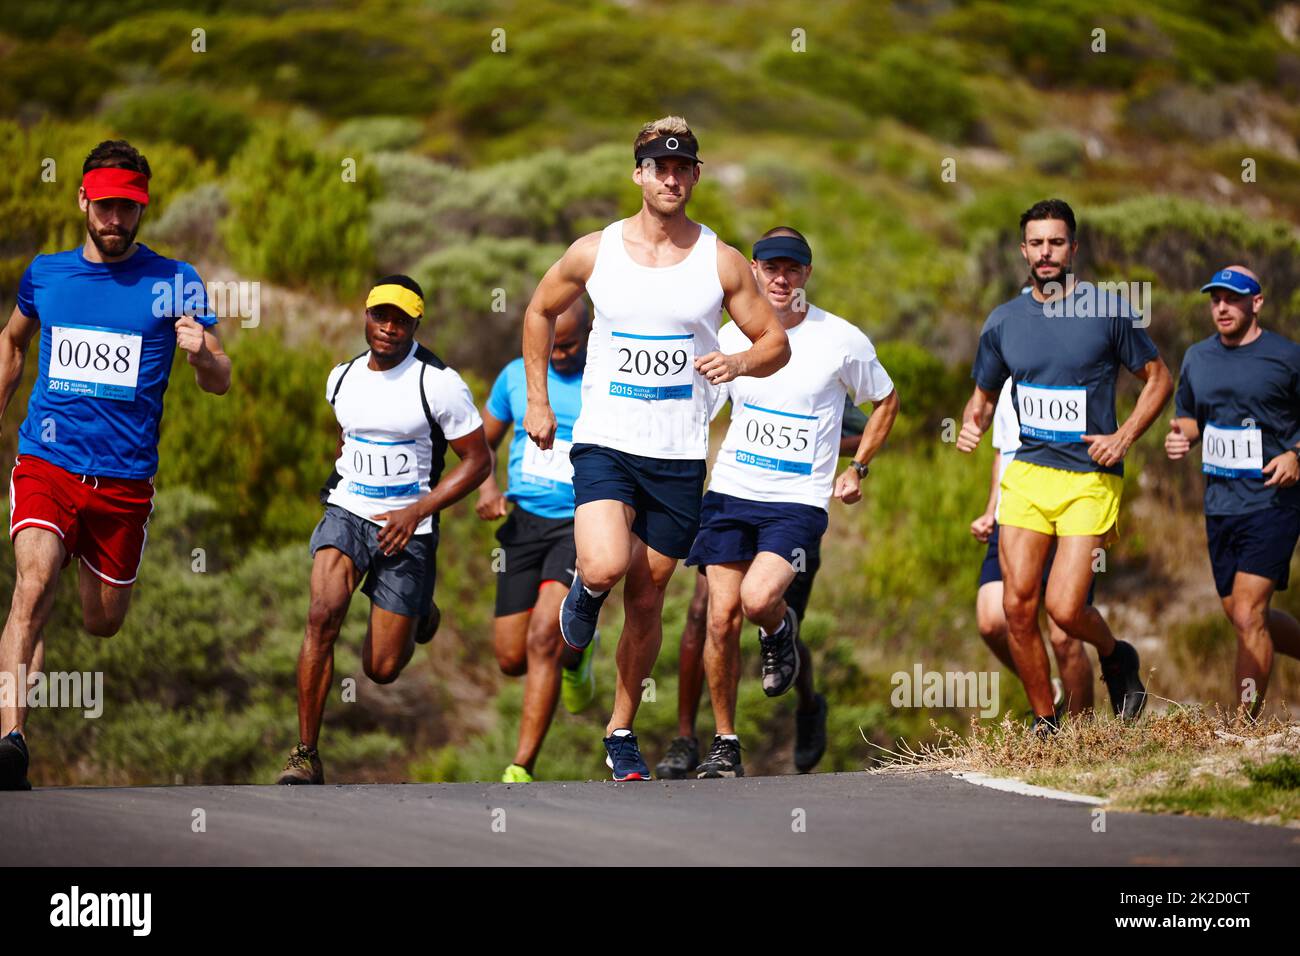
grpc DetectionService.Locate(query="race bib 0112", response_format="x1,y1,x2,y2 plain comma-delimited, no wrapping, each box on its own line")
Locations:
48,324,143,402
341,433,421,499
1016,381,1086,443
1201,422,1264,478
733,403,817,475
608,331,694,401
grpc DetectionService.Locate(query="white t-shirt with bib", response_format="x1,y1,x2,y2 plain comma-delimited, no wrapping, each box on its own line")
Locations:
708,307,894,510
325,343,482,536
574,219,725,460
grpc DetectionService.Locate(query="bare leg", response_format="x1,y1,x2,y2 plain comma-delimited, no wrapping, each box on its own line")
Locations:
606,537,677,734
976,580,1018,673
0,529,67,736
703,563,746,736
511,582,570,772
295,548,361,748
676,573,709,737
999,525,1055,718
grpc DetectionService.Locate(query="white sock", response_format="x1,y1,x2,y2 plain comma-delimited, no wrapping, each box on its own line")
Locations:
583,584,607,599
760,620,787,638
611,728,632,737
719,733,739,741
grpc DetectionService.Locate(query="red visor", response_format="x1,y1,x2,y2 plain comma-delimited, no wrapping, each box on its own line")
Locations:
82,167,150,206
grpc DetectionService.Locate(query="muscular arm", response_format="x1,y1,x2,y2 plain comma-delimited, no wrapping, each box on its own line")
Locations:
521,234,598,449
848,389,898,468
192,327,232,395
421,427,494,518
0,306,40,427
477,408,510,492
1084,356,1173,467
706,243,789,380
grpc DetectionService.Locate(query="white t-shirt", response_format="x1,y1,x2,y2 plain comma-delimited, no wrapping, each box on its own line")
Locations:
325,343,482,535
990,378,1020,516
707,307,894,510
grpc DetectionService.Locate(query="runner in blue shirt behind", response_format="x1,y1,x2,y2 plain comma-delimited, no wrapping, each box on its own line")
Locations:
476,300,595,783
1165,265,1300,716
0,139,232,790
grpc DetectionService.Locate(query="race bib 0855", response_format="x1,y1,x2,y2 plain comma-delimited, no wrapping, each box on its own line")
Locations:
733,403,817,475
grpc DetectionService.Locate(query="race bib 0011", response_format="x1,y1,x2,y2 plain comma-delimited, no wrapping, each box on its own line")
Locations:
1201,422,1264,478
1016,381,1086,442
342,434,421,499
521,436,574,486
608,331,694,401
48,324,143,401
733,403,818,475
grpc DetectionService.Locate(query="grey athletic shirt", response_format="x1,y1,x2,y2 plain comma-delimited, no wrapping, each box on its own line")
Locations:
1174,329,1300,516
972,286,1158,477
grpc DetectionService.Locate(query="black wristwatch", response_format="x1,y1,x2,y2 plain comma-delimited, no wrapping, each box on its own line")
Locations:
851,460,870,479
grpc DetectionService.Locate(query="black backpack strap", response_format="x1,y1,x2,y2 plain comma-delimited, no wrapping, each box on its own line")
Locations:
418,362,436,431
329,352,367,406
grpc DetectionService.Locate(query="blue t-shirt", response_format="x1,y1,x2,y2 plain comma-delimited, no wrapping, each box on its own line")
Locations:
1174,330,1300,516
485,357,583,520
16,245,217,479
972,286,1158,476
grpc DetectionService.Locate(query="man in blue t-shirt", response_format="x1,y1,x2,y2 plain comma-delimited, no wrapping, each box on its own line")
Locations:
1165,265,1300,716
0,140,231,790
957,199,1173,732
476,301,592,783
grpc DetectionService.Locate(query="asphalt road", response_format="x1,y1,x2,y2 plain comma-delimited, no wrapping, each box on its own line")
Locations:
3,771,1297,866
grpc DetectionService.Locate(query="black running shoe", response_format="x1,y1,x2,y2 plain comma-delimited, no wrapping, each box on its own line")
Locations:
696,735,744,779
655,736,699,780
794,693,828,773
1031,715,1059,739
0,731,32,791
1100,640,1146,720
759,607,800,697
416,602,441,645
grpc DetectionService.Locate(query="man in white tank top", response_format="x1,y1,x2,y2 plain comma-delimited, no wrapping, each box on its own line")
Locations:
521,117,790,780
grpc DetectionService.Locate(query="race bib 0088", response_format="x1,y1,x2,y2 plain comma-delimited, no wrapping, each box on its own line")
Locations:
48,324,142,402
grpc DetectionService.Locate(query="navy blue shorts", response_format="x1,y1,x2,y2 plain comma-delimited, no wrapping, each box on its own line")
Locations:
570,443,706,560
685,491,828,571
978,522,1095,604
694,536,822,621
1206,506,1300,598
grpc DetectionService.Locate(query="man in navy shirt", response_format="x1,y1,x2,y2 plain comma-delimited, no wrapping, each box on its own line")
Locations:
1165,265,1300,716
0,140,231,789
957,199,1173,732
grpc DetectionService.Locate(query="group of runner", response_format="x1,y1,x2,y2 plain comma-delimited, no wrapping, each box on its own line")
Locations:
0,126,1296,790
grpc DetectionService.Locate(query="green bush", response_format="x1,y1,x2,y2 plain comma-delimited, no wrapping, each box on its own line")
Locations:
222,126,379,295
101,85,252,165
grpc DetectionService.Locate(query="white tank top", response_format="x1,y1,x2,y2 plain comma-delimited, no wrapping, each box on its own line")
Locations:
574,219,725,459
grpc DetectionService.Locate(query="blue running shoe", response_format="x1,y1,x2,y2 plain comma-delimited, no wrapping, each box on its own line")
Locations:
559,575,607,651
604,732,651,781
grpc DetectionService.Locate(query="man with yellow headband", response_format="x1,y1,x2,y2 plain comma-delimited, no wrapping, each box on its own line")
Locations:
277,274,491,785
957,199,1172,734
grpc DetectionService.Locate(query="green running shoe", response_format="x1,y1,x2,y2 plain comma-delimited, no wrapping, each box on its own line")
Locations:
561,631,599,714
501,763,533,783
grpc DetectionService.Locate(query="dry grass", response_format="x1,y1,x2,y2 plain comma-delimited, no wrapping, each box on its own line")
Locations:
870,705,1300,825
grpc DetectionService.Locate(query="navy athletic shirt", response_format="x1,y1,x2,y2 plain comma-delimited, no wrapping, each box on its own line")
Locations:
16,245,216,479
972,285,1158,477
1174,329,1300,515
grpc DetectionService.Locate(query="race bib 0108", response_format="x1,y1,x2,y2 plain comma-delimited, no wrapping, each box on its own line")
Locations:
341,433,420,499
521,436,574,486
1201,422,1264,478
48,324,143,402
608,331,694,401
733,403,817,475
1016,381,1086,443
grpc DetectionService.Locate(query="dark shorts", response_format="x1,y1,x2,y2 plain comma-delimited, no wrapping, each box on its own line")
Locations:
309,505,437,618
686,491,828,571
694,539,823,622
977,522,1096,604
1206,506,1300,598
570,442,706,560
494,506,578,617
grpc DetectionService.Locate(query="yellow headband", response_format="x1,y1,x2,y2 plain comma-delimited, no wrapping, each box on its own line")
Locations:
366,284,423,318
